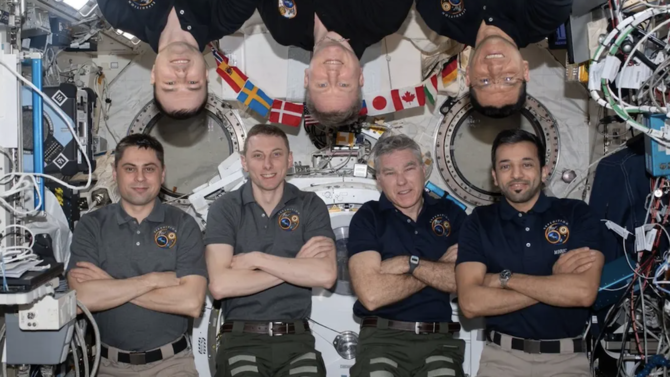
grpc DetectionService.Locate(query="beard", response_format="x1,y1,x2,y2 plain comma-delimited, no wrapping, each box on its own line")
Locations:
500,179,542,204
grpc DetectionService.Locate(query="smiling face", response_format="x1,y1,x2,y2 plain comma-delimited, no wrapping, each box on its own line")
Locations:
113,146,165,208
151,42,208,114
492,141,548,206
241,134,293,193
304,41,364,113
466,36,529,108
376,149,426,212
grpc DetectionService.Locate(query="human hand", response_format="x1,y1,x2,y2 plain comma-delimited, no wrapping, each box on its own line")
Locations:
380,255,410,275
440,244,458,263
231,252,261,270
69,262,113,283
297,236,335,259
552,247,595,275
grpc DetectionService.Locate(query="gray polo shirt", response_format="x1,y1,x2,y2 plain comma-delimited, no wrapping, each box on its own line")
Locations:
67,198,207,352
204,180,335,321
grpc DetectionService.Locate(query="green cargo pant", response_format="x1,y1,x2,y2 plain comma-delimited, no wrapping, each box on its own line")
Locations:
214,321,326,377
350,320,466,377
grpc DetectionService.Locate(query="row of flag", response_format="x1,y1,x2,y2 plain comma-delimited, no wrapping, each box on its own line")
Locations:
210,43,459,127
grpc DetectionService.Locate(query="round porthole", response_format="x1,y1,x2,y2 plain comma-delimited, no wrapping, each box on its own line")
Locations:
434,94,560,207
127,94,246,202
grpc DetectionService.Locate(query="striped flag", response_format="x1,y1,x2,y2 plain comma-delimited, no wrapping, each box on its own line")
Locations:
303,105,320,126
216,60,248,93
359,100,368,116
440,56,458,89
424,75,438,105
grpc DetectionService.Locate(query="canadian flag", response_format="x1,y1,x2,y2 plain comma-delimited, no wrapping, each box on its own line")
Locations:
269,100,303,127
391,85,426,110
365,86,426,116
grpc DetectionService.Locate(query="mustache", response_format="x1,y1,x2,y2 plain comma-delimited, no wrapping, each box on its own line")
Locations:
507,180,530,187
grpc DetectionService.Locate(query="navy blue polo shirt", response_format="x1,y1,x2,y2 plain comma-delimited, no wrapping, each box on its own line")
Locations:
348,192,467,322
456,193,602,340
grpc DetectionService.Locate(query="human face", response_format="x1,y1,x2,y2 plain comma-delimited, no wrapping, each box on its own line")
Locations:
377,149,426,212
491,141,548,207
151,42,208,114
113,146,165,208
241,135,293,192
466,36,529,108
304,41,363,113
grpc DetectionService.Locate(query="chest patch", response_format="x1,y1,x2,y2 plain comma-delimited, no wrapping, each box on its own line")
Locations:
544,220,570,245
278,208,300,231
441,0,466,17
430,214,451,237
154,226,177,249
278,0,297,18
129,0,154,10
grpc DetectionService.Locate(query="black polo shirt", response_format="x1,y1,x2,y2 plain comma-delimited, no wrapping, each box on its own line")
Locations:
347,192,466,322
456,193,602,340
67,199,207,351
97,0,256,52
414,0,573,48
204,180,335,321
257,0,413,59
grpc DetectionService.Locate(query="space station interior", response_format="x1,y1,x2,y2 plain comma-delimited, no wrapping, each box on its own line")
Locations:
4,0,670,376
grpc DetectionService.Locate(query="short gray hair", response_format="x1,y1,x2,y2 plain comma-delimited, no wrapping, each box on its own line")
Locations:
372,134,423,173
304,87,363,127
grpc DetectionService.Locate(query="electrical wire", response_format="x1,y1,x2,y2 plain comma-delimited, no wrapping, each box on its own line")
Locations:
76,300,100,377
70,338,81,377
75,322,89,377
0,58,93,214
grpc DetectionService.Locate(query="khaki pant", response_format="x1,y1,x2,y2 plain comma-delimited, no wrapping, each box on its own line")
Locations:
98,346,198,377
477,343,591,377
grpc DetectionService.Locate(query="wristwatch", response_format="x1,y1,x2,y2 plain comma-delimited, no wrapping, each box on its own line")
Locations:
499,269,513,289
408,255,420,275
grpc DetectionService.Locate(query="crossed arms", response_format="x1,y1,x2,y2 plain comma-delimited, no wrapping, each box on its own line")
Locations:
348,244,458,312
456,247,605,319
68,264,207,318
207,236,337,300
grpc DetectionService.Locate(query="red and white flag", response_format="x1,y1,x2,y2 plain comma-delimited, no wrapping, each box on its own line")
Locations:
365,93,395,115
269,100,303,127
391,85,426,110
365,85,427,116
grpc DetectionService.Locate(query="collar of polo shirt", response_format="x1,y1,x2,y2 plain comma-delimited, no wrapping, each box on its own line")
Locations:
499,192,551,220
240,180,299,208
115,198,166,224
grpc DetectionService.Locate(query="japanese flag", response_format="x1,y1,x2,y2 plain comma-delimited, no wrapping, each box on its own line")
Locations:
365,93,396,115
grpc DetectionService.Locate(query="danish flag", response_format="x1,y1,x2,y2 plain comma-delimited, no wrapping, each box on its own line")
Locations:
269,100,304,127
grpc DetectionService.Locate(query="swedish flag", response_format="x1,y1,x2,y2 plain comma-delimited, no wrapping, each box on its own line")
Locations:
237,81,273,117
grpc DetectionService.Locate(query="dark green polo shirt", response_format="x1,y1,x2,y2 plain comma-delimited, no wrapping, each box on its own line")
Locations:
204,180,336,321
67,198,207,351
